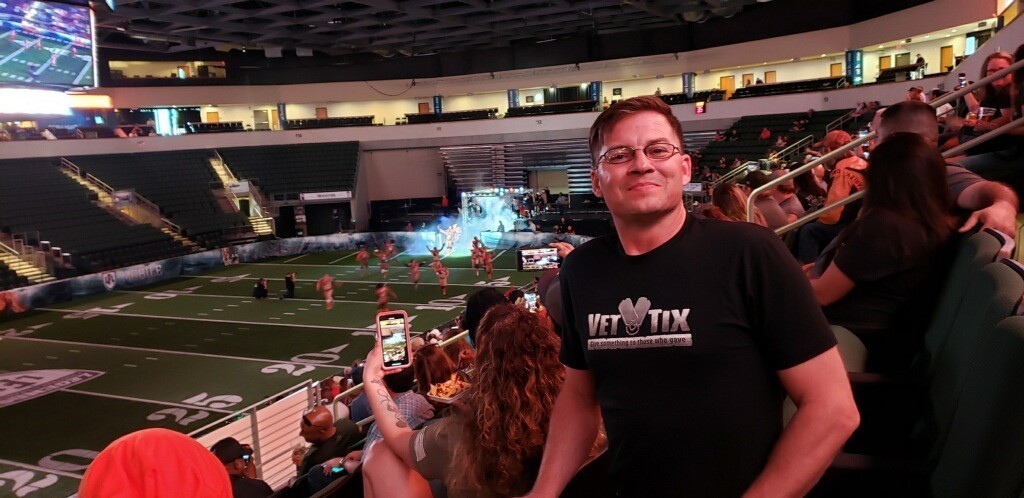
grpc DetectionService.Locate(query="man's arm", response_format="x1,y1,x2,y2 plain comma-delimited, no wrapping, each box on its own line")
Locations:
955,178,1019,237
362,343,416,466
521,367,601,498
744,347,859,498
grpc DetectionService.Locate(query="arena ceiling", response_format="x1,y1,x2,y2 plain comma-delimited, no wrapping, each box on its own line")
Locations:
94,0,775,56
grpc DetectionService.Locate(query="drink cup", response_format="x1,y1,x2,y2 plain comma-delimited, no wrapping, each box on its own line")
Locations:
978,107,996,122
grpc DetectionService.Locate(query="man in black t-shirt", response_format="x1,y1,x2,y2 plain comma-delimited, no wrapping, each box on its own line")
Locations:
525,96,859,498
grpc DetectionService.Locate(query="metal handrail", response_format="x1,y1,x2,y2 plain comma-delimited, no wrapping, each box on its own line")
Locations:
768,134,815,164
187,380,313,438
826,109,857,133
710,161,758,189
59,157,81,176
84,173,114,194
161,217,183,234
746,56,1024,227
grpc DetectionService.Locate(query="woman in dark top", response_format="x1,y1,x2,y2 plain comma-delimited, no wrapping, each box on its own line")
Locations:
956,45,1024,183
807,133,957,372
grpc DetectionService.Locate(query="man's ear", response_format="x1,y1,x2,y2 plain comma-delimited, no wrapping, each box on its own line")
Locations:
591,167,604,198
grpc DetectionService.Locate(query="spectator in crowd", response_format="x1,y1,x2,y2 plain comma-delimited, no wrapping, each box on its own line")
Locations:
962,51,1013,118
211,437,273,498
759,126,772,140
253,278,269,299
462,287,509,345
794,168,828,212
413,344,457,397
361,304,571,497
79,428,232,498
310,366,433,495
294,406,362,484
713,130,726,141
807,133,956,373
706,181,766,225
525,96,856,497
952,44,1024,184
769,169,806,219
728,128,740,141
876,100,1018,238
906,85,927,103
744,170,793,229
797,130,867,263
443,335,476,370
755,77,764,85
565,225,575,235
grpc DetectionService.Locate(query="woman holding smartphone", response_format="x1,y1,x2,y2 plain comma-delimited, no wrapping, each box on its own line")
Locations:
359,304,568,498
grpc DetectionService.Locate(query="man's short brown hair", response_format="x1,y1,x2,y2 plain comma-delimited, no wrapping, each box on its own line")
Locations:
588,96,685,166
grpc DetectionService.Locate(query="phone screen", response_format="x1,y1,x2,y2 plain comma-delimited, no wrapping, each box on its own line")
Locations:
378,312,411,369
523,292,539,311
517,247,561,271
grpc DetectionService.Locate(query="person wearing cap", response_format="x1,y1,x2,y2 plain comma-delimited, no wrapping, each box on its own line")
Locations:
524,96,857,497
906,86,927,103
210,437,274,498
79,428,233,498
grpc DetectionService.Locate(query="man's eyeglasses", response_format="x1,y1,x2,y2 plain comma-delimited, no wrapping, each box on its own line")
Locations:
598,143,681,165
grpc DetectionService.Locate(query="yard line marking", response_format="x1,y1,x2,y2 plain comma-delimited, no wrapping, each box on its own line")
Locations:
123,364,137,367
0,457,83,479
283,254,308,263
494,249,508,260
114,290,461,308
61,388,234,414
284,313,295,315
249,262,516,272
188,275,506,288
145,357,158,360
4,335,351,368
328,252,358,264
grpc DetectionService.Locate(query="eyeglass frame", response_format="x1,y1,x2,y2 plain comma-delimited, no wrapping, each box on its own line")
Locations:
596,142,683,166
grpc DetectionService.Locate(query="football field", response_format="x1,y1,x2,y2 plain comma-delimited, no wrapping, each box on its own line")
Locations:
0,30,92,86
0,249,528,497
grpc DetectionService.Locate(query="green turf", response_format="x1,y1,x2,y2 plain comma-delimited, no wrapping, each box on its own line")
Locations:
0,462,80,497
0,249,535,492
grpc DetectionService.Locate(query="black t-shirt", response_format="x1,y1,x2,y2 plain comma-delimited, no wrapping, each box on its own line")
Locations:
229,475,273,498
821,210,955,372
299,419,363,477
559,216,836,497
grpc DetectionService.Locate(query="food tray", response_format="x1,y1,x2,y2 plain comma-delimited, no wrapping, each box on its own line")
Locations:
425,389,469,404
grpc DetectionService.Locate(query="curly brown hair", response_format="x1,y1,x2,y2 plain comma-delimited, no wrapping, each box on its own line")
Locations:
449,304,564,497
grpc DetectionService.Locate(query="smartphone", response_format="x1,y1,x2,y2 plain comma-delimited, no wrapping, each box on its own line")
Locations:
523,291,539,311
517,247,561,271
958,73,967,86
376,310,412,370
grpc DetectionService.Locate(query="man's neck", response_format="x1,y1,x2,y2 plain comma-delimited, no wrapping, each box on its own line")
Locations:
612,205,687,256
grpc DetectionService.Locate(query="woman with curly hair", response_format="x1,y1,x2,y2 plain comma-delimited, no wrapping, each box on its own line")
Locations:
360,304,566,497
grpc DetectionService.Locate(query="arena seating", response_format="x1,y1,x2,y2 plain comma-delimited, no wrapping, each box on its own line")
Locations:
505,100,597,117
75,126,117,139
185,121,245,133
730,76,847,99
698,109,852,169
217,142,360,198
68,151,253,249
286,116,376,129
657,89,726,105
876,63,926,84
404,108,498,124
0,158,193,273
813,229,1024,496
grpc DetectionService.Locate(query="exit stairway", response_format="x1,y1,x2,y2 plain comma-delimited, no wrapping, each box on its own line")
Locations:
0,252,54,284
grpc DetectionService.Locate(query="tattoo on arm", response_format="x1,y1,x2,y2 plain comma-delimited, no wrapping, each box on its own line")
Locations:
369,379,409,429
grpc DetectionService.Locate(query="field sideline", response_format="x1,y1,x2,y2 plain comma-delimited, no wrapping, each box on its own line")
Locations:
0,249,529,497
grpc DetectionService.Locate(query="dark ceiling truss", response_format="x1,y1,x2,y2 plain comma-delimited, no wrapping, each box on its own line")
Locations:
95,0,765,55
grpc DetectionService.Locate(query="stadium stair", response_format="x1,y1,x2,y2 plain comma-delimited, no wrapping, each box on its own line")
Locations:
159,227,201,251
209,155,275,237
0,252,54,285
